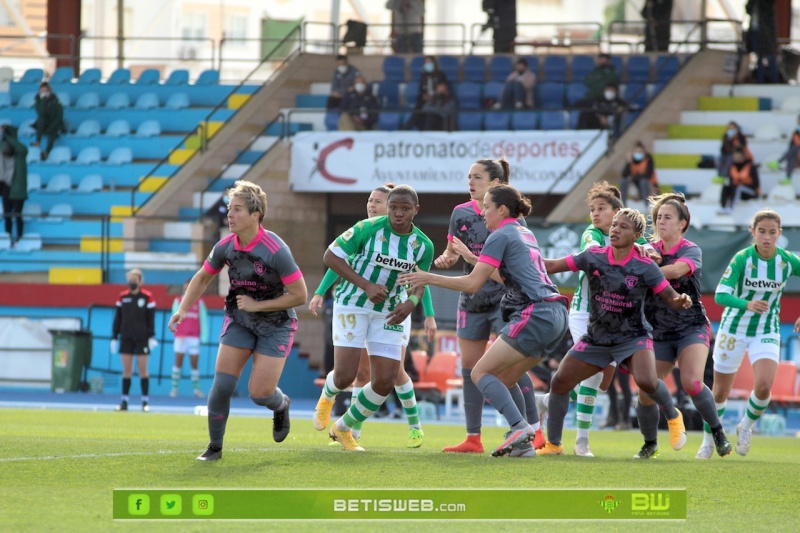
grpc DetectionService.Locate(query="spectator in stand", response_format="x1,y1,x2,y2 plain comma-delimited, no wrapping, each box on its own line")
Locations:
31,82,65,161
745,0,779,83
641,0,673,52
720,148,760,213
420,81,457,131
620,141,659,204
578,82,631,140
0,124,28,245
406,56,448,130
583,53,620,101
767,114,800,183
499,58,536,110
718,121,752,179
386,0,424,54
327,55,361,110
338,76,380,131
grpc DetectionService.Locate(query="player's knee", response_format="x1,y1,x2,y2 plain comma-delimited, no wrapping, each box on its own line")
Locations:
753,383,771,400
684,379,703,396
635,378,658,395
550,373,571,395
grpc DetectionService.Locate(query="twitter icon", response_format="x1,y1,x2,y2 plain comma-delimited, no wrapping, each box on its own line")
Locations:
160,494,182,516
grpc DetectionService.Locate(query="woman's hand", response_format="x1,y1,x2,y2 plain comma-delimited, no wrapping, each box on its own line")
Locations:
451,237,477,263
424,316,437,341
236,294,260,313
399,269,430,293
434,251,458,269
168,310,186,333
308,294,324,317
364,283,389,304
747,300,769,314
386,301,413,326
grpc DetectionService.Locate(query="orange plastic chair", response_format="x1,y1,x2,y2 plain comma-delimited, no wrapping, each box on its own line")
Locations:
729,354,754,400
410,350,429,382
425,351,459,397
771,361,799,404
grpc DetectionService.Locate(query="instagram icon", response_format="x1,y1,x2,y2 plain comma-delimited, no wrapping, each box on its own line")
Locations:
192,494,214,516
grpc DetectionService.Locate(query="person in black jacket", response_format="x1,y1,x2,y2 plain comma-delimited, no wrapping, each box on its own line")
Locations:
111,268,157,412
338,76,380,131
405,56,448,130
31,82,65,161
745,0,779,83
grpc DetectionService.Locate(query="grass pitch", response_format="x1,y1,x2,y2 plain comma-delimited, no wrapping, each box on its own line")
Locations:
1,408,797,532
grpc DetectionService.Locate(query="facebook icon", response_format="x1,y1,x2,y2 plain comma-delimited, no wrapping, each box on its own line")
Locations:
128,494,150,515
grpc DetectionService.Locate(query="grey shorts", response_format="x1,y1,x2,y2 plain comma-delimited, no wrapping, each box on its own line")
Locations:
653,323,711,363
219,316,297,358
500,300,569,359
456,307,506,341
568,336,653,369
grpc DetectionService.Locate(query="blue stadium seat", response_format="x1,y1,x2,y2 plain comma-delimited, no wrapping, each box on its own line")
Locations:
571,55,594,82
568,110,580,129
20,68,44,84
135,69,160,85
651,82,665,97
539,111,566,130
165,92,190,109
457,111,483,131
165,69,189,85
105,92,130,109
566,82,587,106
437,55,459,81
623,83,648,108
403,82,419,108
489,56,513,82
26,147,40,164
47,203,73,220
654,55,680,82
195,69,220,85
382,56,405,82
610,56,624,76
17,92,36,108
325,111,339,131
44,174,72,193
27,173,42,192
623,111,640,130
456,82,482,110
484,111,511,131
626,55,651,82
377,111,402,131
74,119,101,137
76,147,102,165
511,111,537,130
482,81,503,104
377,81,400,108
46,147,72,164
537,82,565,109
409,56,425,82
106,119,132,137
56,92,71,107
50,66,74,84
0,93,10,108
75,92,100,109
523,56,540,78
135,120,160,138
462,56,486,83
107,68,131,85
135,92,160,110
77,174,103,192
77,68,102,84
107,147,133,165
543,55,568,82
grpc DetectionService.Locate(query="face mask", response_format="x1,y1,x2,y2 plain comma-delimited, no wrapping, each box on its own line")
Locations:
632,152,645,162
354,83,366,93
604,91,615,101
424,63,434,73
337,65,347,74
726,129,736,138
40,92,50,98
128,282,139,290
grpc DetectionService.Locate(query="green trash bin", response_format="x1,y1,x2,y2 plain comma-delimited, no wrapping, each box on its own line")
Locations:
50,330,93,393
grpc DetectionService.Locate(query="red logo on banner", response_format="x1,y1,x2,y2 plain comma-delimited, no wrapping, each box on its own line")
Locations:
314,138,357,185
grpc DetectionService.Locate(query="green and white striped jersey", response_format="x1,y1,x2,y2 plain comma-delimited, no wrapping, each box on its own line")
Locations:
717,246,800,336
570,225,606,313
329,216,434,312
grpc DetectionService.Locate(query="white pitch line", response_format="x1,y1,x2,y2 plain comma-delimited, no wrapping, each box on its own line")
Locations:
0,447,279,463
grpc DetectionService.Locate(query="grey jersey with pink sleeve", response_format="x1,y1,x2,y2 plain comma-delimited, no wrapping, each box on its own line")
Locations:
448,200,527,313
479,219,566,314
565,246,670,346
645,238,708,340
204,226,303,334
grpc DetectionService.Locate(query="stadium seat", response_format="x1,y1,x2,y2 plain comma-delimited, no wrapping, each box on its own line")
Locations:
626,55,651,82
568,110,581,129
409,56,425,82
543,55,568,82
44,174,72,193
105,92,131,109
610,56,624,76
654,55,680,82
107,147,133,165
570,55,595,82
76,147,102,165
456,82,482,110
324,111,339,131
539,111,566,130
105,119,131,137
55,92,71,107
14,233,42,252
107,68,131,84
0,232,10,251
135,120,161,137
195,69,220,85
462,56,486,83
77,174,103,192
0,93,10,107
135,69,160,85
135,92,160,109
376,81,400,108
165,69,190,85
566,82,587,106
489,56,513,82
377,111,402,131
74,119,101,137
382,56,405,82
537,82,566,109
651,82,665,97
623,111,640,130
26,147,40,164
20,68,44,84
437,55,459,81
49,66,74,84
47,203,73,221
75,92,100,109
482,81,503,105
17,92,36,108
77,68,102,84
511,110,537,130
46,147,72,164
522,56,540,78
425,352,459,398
19,119,36,137
403,82,419,108
457,111,483,131
484,111,511,131
27,173,42,192
21,202,41,220
624,83,648,108
165,92,189,109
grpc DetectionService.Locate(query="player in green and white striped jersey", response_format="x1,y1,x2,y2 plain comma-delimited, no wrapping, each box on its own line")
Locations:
313,185,435,451
705,209,800,457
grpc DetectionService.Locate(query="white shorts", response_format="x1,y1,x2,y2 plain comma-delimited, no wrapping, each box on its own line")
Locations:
713,331,781,374
173,336,200,356
568,311,589,344
332,303,410,360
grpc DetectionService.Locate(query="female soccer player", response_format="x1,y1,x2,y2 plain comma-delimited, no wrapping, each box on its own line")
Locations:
313,185,434,451
308,184,437,447
637,193,731,460
541,208,690,456
170,279,208,398
168,180,308,461
434,159,543,455
400,185,570,458
702,209,800,457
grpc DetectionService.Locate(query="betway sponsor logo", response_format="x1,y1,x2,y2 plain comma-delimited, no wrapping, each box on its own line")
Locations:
374,253,416,272
744,278,784,290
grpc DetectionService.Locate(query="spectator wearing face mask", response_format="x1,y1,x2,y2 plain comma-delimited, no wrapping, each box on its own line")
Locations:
578,82,631,140
720,148,760,213
766,115,800,183
718,121,752,179
327,55,362,110
620,142,658,204
420,81,456,131
499,58,536,110
338,76,380,131
583,53,620,101
31,81,65,161
0,124,28,245
406,56,448,130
